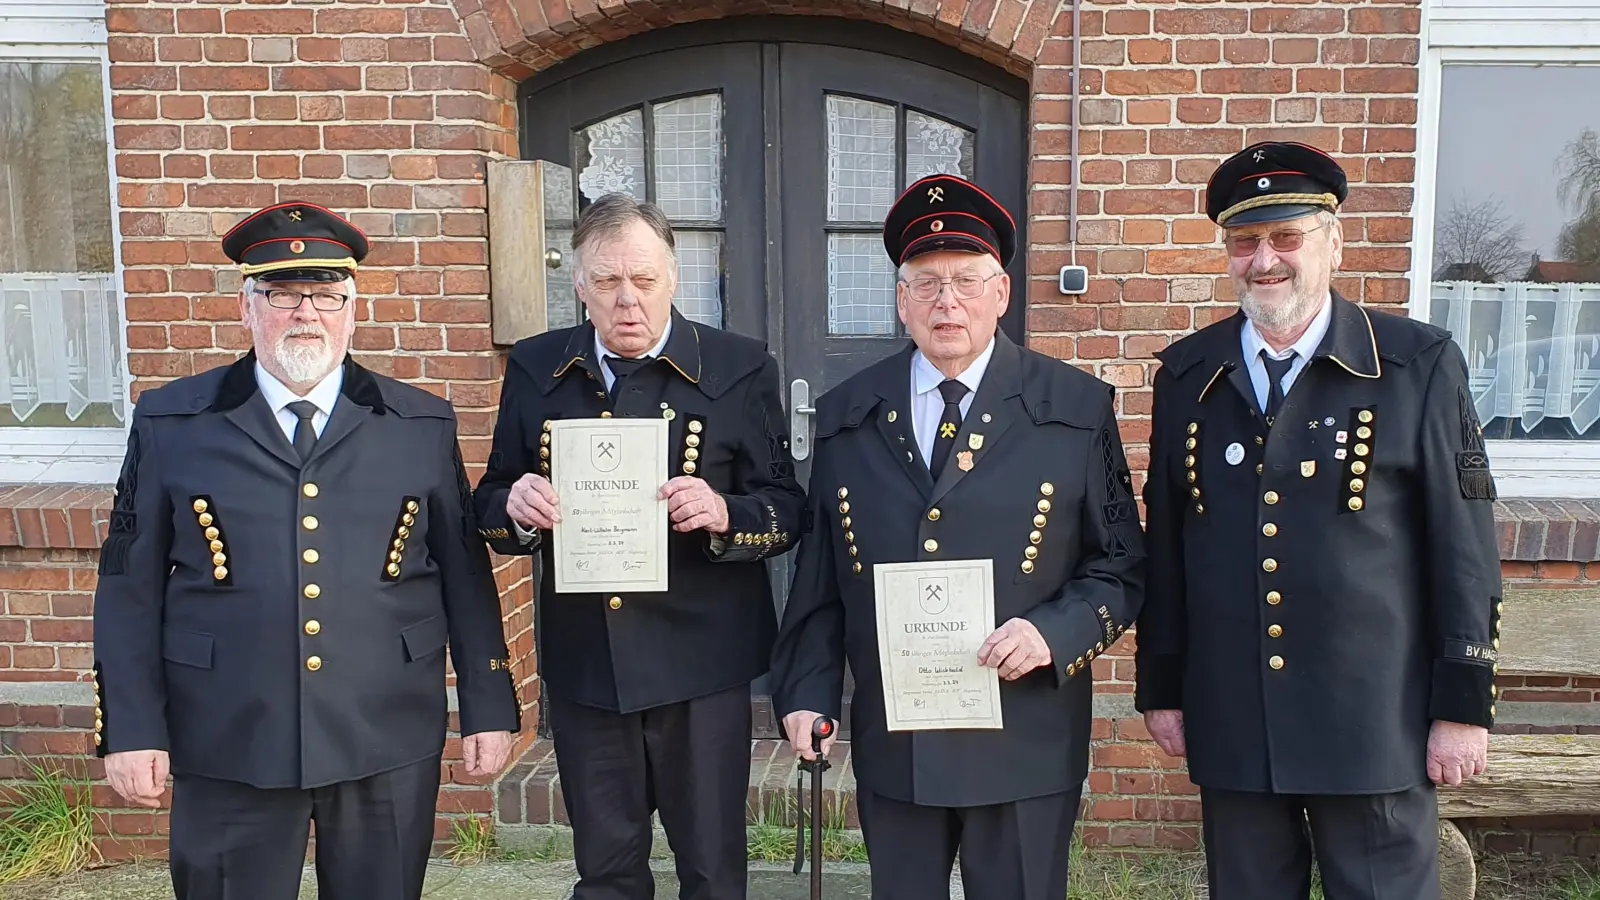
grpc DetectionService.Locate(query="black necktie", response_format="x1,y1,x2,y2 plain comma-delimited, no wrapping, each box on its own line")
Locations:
604,355,651,404
1261,351,1297,423
287,400,319,461
929,379,970,477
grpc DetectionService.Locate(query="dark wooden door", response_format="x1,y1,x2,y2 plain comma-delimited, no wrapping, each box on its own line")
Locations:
519,18,1029,737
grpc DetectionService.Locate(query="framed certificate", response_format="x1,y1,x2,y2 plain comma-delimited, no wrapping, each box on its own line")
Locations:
873,558,1002,731
549,417,669,593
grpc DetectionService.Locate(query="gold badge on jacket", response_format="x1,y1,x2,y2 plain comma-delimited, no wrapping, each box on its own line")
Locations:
957,450,974,471
1301,460,1316,478
968,433,983,450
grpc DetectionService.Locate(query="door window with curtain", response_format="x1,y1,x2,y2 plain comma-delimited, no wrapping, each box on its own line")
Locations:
570,93,728,330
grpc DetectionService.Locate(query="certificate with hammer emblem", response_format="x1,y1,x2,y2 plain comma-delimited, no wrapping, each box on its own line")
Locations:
550,417,669,593
873,558,1002,731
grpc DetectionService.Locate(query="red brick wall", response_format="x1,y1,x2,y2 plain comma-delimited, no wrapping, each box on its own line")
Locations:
2,0,1594,862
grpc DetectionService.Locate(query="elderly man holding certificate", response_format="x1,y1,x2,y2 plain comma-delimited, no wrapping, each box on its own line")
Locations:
770,174,1147,900
473,193,805,900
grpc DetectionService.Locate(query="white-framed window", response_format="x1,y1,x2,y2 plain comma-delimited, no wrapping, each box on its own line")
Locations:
1412,2,1600,498
0,0,130,483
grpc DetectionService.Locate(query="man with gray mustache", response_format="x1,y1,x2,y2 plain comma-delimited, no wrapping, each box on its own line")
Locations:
91,202,521,900
1135,142,1503,900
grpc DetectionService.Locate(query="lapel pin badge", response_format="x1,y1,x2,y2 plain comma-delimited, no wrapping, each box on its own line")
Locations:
1301,460,1316,478
1225,442,1245,466
969,433,984,450
1336,430,1347,444
1324,416,1335,427
1335,448,1347,460
957,450,974,472
982,413,992,423
888,410,897,423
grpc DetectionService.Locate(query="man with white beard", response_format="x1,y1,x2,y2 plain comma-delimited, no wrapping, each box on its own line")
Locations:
90,202,521,900
1135,142,1503,900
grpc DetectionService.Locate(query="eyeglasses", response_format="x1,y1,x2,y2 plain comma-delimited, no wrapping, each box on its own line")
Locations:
899,272,1002,302
254,288,350,312
1224,223,1328,258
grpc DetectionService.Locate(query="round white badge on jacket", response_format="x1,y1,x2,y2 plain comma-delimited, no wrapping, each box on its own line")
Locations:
1225,442,1245,465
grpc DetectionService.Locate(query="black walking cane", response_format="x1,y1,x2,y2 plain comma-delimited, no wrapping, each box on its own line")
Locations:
792,715,835,898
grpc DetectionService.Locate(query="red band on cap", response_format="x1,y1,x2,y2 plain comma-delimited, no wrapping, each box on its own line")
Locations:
239,237,353,256
1238,170,1306,183
901,231,1001,264
900,211,992,242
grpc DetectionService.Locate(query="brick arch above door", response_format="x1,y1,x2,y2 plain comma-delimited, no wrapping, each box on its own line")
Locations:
447,0,1062,78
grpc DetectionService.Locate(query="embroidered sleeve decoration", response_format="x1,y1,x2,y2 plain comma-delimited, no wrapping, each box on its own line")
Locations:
762,403,795,482
1098,427,1137,562
99,429,141,577
191,495,232,586
1455,386,1496,501
384,496,421,581
1338,407,1374,514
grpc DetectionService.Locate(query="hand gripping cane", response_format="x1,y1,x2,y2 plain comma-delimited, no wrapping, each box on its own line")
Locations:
791,715,835,898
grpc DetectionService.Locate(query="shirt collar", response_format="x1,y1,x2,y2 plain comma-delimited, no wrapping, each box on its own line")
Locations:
255,360,344,418
913,333,997,397
595,317,673,364
1242,293,1333,364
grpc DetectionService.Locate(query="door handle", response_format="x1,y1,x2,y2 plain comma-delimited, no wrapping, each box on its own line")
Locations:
790,378,816,461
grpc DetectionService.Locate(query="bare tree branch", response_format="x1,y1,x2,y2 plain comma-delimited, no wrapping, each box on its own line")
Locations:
1433,191,1529,282
1557,127,1600,216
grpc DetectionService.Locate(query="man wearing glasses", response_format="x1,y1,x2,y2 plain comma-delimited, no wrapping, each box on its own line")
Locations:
1135,142,1503,899
771,174,1146,900
91,202,520,900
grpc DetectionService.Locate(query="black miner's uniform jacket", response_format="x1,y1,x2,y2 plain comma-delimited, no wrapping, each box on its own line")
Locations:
472,309,806,713
91,352,521,789
1135,293,1503,796
770,332,1146,807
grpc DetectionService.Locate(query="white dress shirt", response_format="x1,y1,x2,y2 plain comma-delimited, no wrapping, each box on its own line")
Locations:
1240,295,1332,414
911,335,995,468
593,319,673,391
254,361,343,443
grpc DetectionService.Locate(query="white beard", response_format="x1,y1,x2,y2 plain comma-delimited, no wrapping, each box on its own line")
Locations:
1239,269,1323,335
271,325,338,386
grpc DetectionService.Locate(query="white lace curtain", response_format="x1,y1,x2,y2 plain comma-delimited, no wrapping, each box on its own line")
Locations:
1431,280,1600,436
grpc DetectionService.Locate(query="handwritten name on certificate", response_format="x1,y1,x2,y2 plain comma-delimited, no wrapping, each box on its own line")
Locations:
873,559,1002,731
550,418,669,594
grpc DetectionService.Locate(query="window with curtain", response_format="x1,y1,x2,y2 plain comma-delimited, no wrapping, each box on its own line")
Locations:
0,59,125,428
1426,63,1600,441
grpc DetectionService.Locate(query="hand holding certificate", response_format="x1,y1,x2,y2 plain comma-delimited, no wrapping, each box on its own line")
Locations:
873,559,1003,731
549,418,670,593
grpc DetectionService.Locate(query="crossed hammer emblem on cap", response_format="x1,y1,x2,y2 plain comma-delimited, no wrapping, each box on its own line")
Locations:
928,186,945,202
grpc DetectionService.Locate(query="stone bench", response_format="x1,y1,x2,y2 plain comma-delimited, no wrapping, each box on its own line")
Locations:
1435,587,1600,899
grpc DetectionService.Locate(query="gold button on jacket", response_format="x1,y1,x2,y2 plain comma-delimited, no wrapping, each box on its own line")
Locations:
766,332,1146,808
86,352,523,787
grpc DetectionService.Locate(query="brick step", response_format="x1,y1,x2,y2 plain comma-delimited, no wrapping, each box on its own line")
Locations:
496,739,859,830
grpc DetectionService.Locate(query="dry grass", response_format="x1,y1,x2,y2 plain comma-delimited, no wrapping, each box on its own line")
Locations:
0,755,97,885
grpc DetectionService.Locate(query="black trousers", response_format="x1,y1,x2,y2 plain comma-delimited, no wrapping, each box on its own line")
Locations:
168,753,442,900
1200,783,1440,900
856,785,1083,900
548,683,752,900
